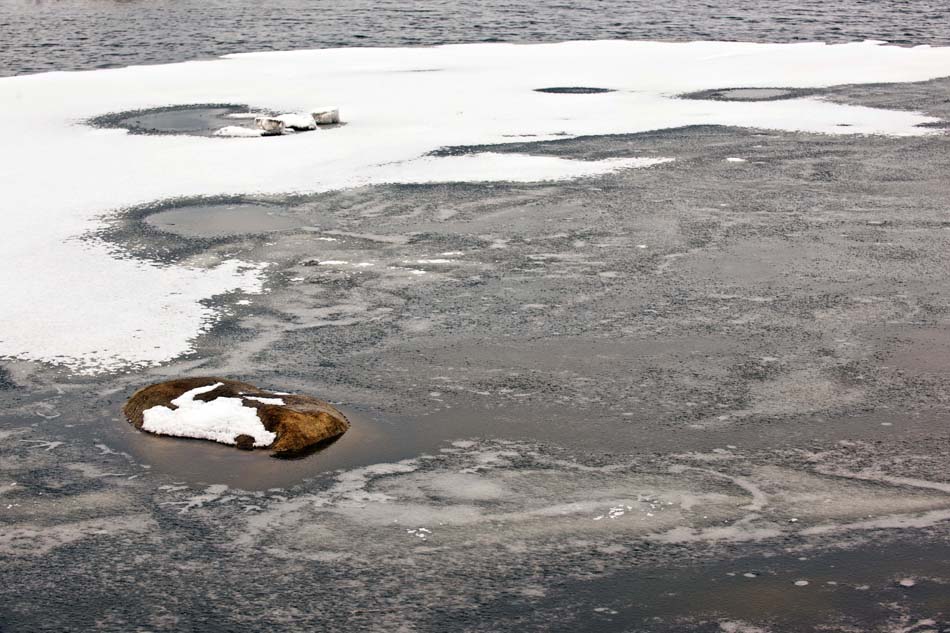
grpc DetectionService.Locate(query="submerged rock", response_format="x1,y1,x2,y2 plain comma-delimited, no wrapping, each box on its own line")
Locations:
123,377,350,457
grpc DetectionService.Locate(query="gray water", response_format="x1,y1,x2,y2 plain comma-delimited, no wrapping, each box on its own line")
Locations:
2,0,950,77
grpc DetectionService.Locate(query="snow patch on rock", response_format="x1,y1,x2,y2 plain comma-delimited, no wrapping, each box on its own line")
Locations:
141,383,276,447
244,396,286,405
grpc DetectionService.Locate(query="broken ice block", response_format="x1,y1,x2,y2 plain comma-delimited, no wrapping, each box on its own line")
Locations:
275,113,317,131
311,107,340,125
255,117,286,135
214,126,264,138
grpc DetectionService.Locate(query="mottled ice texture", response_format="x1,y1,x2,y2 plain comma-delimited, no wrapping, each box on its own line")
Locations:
228,439,950,558
2,40,949,373
141,383,276,447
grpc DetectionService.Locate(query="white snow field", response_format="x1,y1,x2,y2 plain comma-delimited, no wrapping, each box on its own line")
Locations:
1,40,950,373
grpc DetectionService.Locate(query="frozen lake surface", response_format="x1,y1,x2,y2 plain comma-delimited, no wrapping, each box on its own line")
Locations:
1,6,950,632
3,40,948,373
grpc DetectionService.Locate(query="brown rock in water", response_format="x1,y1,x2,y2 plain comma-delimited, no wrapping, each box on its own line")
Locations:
234,434,255,450
123,377,350,457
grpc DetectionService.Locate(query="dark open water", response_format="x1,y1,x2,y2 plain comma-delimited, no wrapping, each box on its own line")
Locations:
2,0,950,77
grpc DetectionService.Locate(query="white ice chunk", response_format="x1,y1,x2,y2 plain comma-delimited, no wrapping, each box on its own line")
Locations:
276,112,317,130
214,125,264,137
141,383,276,447
311,106,340,125
254,117,285,135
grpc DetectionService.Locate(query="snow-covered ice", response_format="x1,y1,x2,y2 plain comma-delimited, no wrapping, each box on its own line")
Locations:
2,40,950,372
275,112,317,130
254,116,285,135
141,383,277,447
311,107,340,125
214,125,263,138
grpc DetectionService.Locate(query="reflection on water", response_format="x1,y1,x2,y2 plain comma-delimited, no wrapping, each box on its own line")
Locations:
108,404,419,490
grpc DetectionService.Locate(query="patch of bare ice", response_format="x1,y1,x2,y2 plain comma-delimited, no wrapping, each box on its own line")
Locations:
218,439,950,565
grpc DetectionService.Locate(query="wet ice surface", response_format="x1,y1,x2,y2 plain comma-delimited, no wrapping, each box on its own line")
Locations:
4,45,950,632
5,82,950,627
4,40,950,374
679,87,819,102
707,88,797,101
1,429,948,631
145,203,306,238
90,104,257,137
534,86,616,94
